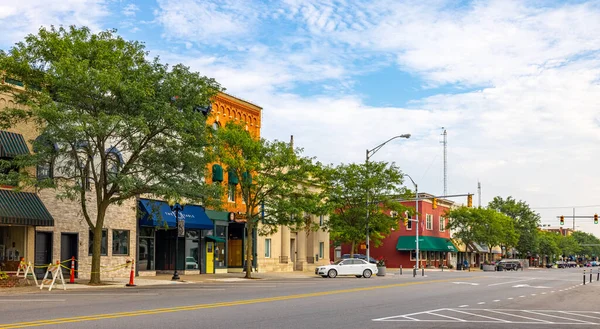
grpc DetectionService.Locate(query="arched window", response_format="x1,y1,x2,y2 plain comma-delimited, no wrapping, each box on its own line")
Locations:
106,146,124,191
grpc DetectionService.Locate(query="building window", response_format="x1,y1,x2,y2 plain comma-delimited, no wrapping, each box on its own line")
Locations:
426,214,433,230
265,238,271,258
89,229,108,256
228,184,236,202
439,217,446,232
319,242,324,259
406,218,413,230
112,230,129,255
319,215,324,226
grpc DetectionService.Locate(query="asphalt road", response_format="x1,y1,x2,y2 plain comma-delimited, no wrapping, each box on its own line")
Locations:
1,267,599,329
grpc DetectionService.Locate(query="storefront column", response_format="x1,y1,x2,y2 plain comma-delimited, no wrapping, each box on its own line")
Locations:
281,226,290,264
296,229,307,271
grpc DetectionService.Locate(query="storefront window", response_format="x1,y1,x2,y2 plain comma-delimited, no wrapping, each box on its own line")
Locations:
112,230,129,255
88,229,108,255
215,224,227,269
185,230,200,270
0,226,26,263
138,227,154,271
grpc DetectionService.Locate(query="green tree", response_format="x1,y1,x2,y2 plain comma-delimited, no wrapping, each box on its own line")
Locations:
495,212,520,258
211,122,326,278
537,231,561,265
0,26,222,284
558,235,581,259
326,162,409,255
446,206,479,258
488,196,541,257
571,231,600,259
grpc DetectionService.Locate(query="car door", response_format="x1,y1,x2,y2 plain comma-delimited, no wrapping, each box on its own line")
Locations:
336,260,350,275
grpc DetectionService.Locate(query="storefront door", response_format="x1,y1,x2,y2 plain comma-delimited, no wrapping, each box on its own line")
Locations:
206,241,214,274
60,233,78,278
34,231,52,278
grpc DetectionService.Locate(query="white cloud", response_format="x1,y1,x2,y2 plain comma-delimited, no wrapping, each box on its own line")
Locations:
0,0,110,47
122,3,139,17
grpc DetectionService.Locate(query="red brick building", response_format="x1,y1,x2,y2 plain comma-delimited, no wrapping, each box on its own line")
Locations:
331,193,458,269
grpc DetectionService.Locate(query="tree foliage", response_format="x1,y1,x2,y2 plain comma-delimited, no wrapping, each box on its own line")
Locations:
211,122,327,278
488,196,541,256
326,161,410,254
0,26,222,283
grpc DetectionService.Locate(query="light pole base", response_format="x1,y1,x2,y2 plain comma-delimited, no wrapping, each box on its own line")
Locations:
172,271,180,281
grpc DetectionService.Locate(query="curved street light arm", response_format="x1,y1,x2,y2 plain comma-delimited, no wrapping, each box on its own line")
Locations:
366,134,411,160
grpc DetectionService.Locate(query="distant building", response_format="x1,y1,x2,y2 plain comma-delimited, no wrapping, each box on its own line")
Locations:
541,227,574,237
332,193,458,269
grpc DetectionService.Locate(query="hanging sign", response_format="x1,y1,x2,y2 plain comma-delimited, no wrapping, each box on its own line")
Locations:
178,219,185,237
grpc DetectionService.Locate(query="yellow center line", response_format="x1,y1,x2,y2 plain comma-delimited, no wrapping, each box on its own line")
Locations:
0,276,480,328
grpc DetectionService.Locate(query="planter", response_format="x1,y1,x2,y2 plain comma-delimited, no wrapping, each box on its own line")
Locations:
0,277,22,288
482,264,496,272
376,266,386,276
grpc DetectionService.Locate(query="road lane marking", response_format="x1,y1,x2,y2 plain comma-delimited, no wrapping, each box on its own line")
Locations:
493,300,500,302
458,305,469,308
451,309,510,323
57,293,160,296
0,277,472,329
486,310,552,323
452,282,479,286
428,312,466,322
519,295,526,298
561,312,600,320
477,302,486,305
523,310,595,324
488,279,534,287
507,297,514,300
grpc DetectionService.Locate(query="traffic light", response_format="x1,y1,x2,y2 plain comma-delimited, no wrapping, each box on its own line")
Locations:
595,213,598,224
432,198,438,209
560,216,564,226
467,194,473,208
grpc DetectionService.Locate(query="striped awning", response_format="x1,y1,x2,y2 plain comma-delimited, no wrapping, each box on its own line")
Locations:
0,131,29,158
0,189,54,226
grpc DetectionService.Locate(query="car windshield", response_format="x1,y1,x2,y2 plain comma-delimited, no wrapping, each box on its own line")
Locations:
333,259,345,265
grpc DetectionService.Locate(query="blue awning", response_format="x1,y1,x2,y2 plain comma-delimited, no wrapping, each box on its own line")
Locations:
138,199,213,230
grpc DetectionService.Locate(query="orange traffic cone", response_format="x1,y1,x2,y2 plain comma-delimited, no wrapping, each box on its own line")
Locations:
126,259,136,287
68,256,76,284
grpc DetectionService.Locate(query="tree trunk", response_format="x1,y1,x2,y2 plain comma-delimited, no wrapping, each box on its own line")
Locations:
244,222,254,279
350,241,356,256
89,206,106,284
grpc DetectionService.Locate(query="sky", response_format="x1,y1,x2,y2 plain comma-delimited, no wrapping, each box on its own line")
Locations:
1,0,600,236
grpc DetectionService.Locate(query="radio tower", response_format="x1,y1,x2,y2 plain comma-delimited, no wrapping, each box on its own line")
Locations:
441,128,447,196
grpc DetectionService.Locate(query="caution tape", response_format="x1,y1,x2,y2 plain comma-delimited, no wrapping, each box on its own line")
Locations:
59,262,130,274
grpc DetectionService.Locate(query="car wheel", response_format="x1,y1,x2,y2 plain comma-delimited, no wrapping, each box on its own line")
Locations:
328,269,337,278
363,269,372,278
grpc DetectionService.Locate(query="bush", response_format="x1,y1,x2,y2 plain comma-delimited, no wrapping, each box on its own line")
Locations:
377,258,386,267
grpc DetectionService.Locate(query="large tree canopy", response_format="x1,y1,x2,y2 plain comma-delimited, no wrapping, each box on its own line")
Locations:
0,26,222,283
211,122,327,278
488,196,541,256
326,161,410,255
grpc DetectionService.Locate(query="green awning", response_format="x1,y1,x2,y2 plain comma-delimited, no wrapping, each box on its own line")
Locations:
206,235,226,243
0,189,54,226
205,209,228,222
212,164,223,182
0,131,30,158
396,236,457,252
228,168,238,185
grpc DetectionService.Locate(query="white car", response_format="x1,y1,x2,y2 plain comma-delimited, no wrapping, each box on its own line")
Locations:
315,258,378,278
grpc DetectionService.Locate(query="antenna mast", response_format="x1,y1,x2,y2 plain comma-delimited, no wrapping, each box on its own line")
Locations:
441,128,447,196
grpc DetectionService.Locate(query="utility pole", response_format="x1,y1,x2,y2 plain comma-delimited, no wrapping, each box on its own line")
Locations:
441,128,447,196
477,181,481,208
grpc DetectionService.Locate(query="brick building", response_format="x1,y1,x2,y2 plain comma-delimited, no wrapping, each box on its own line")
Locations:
332,194,457,269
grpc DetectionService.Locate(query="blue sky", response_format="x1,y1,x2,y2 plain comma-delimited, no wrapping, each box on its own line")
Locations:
2,0,600,235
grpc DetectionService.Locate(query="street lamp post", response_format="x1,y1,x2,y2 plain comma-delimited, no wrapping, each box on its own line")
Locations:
365,134,411,261
404,174,420,271
170,202,185,281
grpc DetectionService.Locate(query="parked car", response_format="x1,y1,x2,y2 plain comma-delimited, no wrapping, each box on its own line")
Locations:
341,254,377,264
495,259,521,271
186,257,198,269
315,258,378,278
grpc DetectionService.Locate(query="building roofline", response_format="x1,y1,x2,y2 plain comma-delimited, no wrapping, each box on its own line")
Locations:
217,92,262,111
